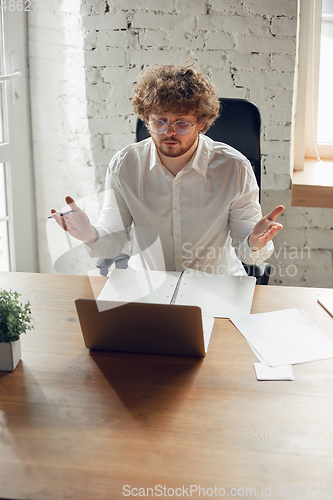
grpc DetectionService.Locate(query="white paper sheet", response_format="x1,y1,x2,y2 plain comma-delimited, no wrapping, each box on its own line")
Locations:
98,268,181,304
176,270,256,318
230,308,333,367
254,363,294,381
249,342,269,365
249,343,294,380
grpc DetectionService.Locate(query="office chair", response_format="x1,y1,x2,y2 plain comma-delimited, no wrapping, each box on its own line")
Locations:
97,98,270,284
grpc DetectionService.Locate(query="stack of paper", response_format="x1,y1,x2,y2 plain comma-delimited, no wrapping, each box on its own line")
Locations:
230,308,333,381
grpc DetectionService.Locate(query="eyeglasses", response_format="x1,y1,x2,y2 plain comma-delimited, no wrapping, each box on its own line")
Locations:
148,120,197,135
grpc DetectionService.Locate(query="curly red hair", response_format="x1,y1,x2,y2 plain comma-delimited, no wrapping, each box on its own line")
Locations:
132,63,220,133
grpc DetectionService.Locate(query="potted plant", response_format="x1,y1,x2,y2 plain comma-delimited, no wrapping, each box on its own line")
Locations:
0,289,33,371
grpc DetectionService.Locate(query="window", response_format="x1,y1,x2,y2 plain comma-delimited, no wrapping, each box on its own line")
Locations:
292,0,333,208
317,0,333,155
0,5,37,271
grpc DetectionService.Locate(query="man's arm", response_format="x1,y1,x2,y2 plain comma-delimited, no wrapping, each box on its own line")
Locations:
50,161,133,259
86,163,133,259
228,159,282,265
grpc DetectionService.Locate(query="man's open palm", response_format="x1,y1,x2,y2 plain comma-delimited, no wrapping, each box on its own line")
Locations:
248,205,284,251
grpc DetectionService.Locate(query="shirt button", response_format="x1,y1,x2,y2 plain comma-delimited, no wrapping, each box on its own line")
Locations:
174,180,179,185
174,208,179,212
175,234,180,238
177,258,182,263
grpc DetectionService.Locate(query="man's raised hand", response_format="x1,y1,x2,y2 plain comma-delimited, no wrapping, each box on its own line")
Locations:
50,196,98,244
248,205,284,251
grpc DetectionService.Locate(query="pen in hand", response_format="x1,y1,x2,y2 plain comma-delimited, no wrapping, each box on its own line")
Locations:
48,209,74,219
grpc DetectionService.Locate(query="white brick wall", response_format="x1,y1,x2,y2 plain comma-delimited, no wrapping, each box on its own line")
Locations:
28,0,333,287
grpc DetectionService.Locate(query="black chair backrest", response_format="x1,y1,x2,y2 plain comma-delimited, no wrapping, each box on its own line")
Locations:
136,97,262,190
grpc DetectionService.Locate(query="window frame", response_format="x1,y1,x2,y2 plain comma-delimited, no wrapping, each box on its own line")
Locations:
292,0,333,208
0,7,37,271
294,0,333,168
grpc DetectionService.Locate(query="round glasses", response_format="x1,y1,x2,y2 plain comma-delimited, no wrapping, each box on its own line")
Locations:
148,120,197,136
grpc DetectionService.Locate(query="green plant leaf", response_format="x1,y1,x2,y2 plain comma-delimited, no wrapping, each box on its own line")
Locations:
0,289,34,343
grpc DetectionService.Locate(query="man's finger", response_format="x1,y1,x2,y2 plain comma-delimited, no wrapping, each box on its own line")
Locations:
51,210,67,231
50,209,61,220
65,195,79,211
266,205,284,221
60,216,68,231
266,222,283,232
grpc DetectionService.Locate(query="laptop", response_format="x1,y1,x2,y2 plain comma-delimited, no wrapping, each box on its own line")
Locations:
75,299,212,357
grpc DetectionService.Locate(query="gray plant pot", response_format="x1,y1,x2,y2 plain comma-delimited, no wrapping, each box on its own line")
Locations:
0,338,21,371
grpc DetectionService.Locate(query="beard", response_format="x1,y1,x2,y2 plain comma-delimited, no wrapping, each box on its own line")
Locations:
151,134,198,158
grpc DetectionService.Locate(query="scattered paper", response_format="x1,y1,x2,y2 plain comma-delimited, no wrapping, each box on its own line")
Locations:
254,363,294,381
249,343,269,365
250,338,294,381
230,308,333,367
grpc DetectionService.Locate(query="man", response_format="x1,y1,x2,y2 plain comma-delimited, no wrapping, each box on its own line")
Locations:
51,64,283,275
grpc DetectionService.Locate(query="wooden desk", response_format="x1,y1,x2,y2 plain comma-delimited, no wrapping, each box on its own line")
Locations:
0,272,333,500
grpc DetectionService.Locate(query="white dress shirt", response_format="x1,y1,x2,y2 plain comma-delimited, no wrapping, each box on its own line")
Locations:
87,134,273,275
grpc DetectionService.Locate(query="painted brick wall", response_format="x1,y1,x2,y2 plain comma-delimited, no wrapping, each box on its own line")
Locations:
28,0,333,286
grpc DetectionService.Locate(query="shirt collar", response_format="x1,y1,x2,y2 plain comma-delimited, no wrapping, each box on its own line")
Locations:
187,134,209,177
149,139,161,171
149,134,210,176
